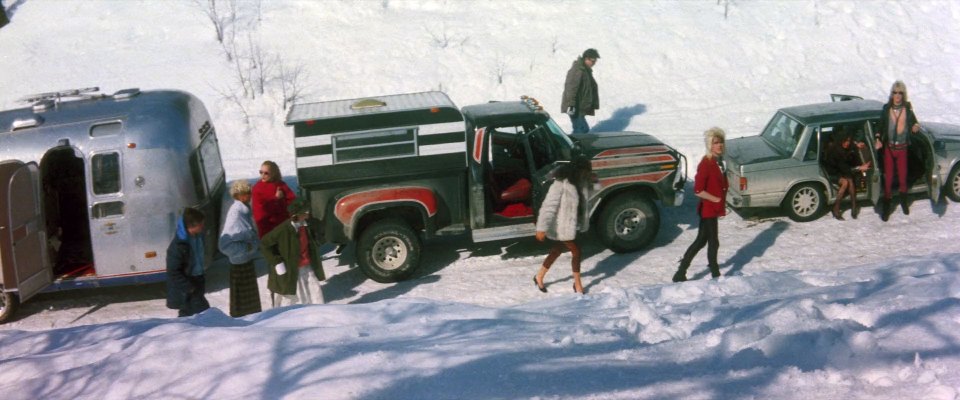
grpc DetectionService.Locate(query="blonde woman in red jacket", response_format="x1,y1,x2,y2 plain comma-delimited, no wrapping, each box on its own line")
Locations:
673,127,729,282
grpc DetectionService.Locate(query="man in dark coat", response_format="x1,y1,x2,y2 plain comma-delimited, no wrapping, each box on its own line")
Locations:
260,198,326,307
166,207,210,317
561,48,600,134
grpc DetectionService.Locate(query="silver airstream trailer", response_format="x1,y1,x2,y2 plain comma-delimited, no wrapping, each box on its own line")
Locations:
0,87,226,323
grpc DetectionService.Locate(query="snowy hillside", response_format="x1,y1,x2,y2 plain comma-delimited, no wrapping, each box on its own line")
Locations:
2,1,960,399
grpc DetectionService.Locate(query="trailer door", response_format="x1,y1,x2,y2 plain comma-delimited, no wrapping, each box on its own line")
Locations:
0,161,52,302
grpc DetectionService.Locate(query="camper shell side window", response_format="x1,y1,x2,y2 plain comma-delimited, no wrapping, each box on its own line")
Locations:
332,126,418,164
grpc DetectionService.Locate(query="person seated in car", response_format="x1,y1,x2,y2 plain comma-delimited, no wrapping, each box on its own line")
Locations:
823,128,871,220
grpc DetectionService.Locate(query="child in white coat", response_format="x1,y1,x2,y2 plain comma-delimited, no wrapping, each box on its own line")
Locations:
534,157,593,294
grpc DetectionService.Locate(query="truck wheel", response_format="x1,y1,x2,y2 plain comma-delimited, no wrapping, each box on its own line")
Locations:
0,287,20,324
595,194,659,253
357,218,421,283
945,165,960,202
782,183,825,222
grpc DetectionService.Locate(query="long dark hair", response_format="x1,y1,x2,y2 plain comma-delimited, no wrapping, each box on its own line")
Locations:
554,156,593,190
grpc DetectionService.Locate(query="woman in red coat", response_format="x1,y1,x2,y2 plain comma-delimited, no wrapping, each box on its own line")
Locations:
673,127,729,282
252,160,296,238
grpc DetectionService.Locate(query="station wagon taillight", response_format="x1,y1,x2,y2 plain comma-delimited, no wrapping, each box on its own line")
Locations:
739,177,748,191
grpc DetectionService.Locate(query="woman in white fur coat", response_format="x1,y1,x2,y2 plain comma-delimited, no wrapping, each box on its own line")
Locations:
219,180,262,317
534,157,593,294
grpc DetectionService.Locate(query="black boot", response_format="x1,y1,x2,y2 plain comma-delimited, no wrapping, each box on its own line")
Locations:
851,202,859,219
881,198,890,222
709,264,721,279
900,196,910,215
672,263,688,283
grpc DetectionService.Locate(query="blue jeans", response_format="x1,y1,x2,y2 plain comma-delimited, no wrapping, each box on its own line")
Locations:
569,113,590,134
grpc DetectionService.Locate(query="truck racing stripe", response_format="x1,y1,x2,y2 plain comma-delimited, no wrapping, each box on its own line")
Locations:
334,186,438,226
592,154,676,170
418,121,466,136
594,146,670,158
419,142,466,156
598,171,672,188
297,154,333,169
418,131,465,146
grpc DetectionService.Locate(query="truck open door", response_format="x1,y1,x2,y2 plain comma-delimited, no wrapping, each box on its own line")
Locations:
0,161,52,322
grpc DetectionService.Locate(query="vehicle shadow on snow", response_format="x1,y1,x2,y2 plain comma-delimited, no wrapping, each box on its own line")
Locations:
323,181,701,301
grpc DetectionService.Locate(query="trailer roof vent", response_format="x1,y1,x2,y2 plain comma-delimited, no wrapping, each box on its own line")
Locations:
113,88,141,100
12,116,43,131
19,87,100,104
32,99,56,112
350,98,387,110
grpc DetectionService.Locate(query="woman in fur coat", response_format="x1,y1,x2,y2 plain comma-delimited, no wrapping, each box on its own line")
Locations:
534,157,593,294
673,127,729,282
219,180,262,317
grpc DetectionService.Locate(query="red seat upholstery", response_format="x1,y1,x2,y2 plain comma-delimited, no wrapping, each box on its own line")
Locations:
498,178,531,203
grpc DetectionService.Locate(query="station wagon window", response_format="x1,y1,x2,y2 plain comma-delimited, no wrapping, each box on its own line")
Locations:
89,122,122,137
816,121,871,161
333,127,417,164
760,113,804,156
91,152,121,195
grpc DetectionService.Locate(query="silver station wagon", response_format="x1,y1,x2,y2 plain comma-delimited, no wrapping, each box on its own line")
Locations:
725,95,960,222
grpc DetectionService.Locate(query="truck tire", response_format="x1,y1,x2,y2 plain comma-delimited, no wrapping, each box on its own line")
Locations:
594,194,659,253
782,183,825,222
945,165,960,202
357,218,421,283
0,287,20,324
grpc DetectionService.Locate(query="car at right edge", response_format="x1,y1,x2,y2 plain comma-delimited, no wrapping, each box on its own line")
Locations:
724,94,960,222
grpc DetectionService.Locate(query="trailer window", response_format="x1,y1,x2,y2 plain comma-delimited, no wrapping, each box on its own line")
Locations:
92,201,124,218
90,122,121,137
198,133,224,195
91,152,121,195
333,127,417,164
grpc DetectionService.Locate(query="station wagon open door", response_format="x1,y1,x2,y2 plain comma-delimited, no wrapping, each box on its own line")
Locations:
0,161,52,305
921,128,942,201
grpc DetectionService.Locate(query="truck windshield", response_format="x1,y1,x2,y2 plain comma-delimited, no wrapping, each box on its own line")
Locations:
545,118,575,150
528,119,575,170
760,112,804,156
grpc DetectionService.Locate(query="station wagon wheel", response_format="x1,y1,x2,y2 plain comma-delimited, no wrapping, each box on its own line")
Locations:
357,218,421,283
594,194,659,253
782,183,826,222
945,165,960,202
0,287,20,324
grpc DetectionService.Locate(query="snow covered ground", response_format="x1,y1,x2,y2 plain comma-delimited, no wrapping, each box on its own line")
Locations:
1,1,960,399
